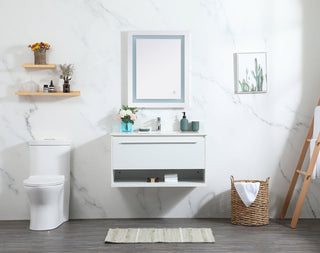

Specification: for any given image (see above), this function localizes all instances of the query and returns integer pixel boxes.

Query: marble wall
[1,0,320,220]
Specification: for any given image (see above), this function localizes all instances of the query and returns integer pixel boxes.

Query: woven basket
[231,175,270,226]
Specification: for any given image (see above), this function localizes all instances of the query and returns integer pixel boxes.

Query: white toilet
[23,139,71,231]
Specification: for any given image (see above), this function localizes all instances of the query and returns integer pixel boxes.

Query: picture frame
[235,52,267,94]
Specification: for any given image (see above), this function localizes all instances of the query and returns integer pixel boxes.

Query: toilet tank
[29,140,71,177]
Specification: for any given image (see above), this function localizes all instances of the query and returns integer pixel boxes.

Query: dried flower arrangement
[28,42,50,52]
[59,64,74,83]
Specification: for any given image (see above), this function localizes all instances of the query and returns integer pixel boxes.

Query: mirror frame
[127,31,189,108]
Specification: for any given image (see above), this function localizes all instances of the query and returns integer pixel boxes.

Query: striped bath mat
[105,228,215,243]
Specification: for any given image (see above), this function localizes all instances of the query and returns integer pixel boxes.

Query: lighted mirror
[127,31,189,108]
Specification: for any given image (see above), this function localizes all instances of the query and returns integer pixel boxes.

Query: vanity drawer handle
[119,141,197,145]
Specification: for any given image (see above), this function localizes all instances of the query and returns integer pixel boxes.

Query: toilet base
[30,218,68,231]
[29,202,68,230]
[25,184,67,231]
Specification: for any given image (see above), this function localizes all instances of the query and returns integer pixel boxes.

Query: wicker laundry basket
[230,175,270,226]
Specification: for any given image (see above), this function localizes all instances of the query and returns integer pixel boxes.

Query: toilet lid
[23,175,64,187]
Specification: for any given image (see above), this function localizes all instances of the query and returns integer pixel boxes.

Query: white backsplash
[1,0,320,219]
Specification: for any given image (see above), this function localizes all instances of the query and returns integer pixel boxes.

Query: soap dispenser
[180,112,189,131]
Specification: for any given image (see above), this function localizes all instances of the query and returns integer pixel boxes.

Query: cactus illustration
[238,68,250,92]
[251,58,264,91]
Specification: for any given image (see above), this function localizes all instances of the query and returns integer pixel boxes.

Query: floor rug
[105,228,215,243]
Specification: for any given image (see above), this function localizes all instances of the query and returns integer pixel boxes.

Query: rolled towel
[309,139,320,179]
[234,182,260,207]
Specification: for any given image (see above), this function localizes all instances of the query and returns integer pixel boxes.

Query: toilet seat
[24,175,64,187]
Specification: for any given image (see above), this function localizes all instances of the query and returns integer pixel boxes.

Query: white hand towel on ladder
[313,106,320,139]
[234,182,260,207]
[309,139,320,179]
[310,106,320,179]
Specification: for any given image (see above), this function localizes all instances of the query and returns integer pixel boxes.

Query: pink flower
[130,114,136,120]
[117,114,121,120]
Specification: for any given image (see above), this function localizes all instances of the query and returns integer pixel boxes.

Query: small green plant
[238,69,250,92]
[251,58,264,91]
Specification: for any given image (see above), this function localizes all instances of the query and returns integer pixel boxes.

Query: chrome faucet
[156,117,161,131]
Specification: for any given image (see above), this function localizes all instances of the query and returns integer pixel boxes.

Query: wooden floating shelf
[15,91,80,96]
[22,64,56,69]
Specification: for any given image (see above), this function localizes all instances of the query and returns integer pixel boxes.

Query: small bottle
[49,80,55,93]
[180,112,189,131]
[43,84,49,93]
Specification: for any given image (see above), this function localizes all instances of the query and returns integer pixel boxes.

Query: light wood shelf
[15,91,80,96]
[22,64,56,69]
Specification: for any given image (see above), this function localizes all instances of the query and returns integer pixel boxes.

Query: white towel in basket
[234,182,260,207]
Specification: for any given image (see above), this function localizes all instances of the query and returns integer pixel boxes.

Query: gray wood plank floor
[1,218,320,252]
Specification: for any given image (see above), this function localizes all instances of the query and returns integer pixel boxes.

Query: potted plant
[59,64,74,93]
[117,105,138,132]
[28,42,50,65]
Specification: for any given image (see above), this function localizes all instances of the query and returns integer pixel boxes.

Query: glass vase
[121,122,132,132]
[63,81,70,93]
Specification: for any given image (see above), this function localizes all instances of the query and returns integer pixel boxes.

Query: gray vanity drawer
[112,136,205,170]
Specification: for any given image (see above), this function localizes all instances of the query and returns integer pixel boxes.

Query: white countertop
[110,131,206,137]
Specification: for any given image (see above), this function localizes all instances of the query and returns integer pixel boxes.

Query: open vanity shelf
[15,91,80,96]
[22,64,56,69]
[110,132,206,187]
[112,182,206,188]
[19,64,80,96]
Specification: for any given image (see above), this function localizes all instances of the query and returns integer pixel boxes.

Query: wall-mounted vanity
[110,132,206,187]
[127,31,189,108]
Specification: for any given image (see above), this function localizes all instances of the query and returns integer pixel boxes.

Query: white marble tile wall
[1,0,320,219]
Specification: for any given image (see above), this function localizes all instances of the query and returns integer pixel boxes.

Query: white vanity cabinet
[110,132,206,187]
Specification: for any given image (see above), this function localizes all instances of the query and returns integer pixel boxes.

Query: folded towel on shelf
[309,139,320,179]
[234,182,260,207]
[164,174,178,183]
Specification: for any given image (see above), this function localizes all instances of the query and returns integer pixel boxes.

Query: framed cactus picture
[235,52,267,94]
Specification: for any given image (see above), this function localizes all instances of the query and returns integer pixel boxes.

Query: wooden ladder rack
[280,98,320,228]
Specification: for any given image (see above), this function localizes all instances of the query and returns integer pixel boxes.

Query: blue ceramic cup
[192,121,199,132]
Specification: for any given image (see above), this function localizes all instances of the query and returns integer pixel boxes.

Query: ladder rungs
[296,170,311,178]
[306,138,320,145]
[281,97,320,228]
